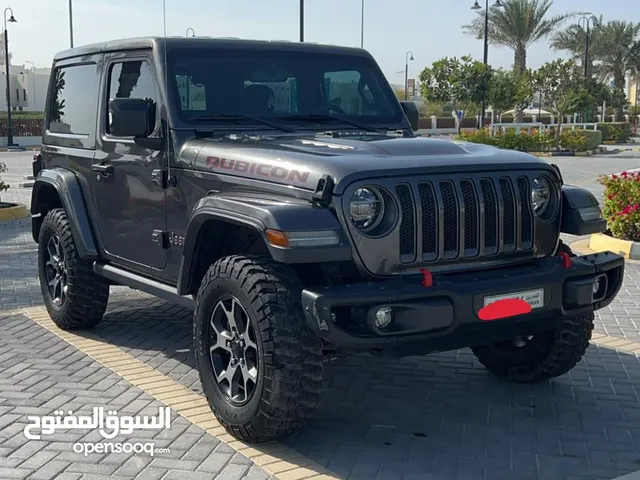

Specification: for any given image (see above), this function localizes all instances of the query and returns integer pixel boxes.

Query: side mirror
[108,98,155,138]
[400,101,419,131]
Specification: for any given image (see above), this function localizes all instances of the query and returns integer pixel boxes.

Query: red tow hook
[557,252,573,269]
[419,268,433,287]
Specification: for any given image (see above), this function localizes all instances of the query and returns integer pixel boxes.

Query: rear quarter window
[46,62,99,149]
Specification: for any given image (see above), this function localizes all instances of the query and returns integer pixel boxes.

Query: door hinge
[151,169,177,189]
[152,230,170,249]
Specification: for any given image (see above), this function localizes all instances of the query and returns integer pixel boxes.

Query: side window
[48,63,99,137]
[107,60,157,134]
[175,75,207,111]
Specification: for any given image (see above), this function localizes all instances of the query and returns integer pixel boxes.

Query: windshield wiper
[188,114,294,133]
[280,113,378,132]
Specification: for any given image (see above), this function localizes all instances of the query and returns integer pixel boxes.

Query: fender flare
[176,195,352,295]
[560,184,607,236]
[31,168,99,259]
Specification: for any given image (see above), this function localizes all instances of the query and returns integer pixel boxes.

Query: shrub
[598,122,633,143]
[559,131,589,152]
[573,129,603,150]
[457,128,555,152]
[0,162,8,204]
[598,171,640,242]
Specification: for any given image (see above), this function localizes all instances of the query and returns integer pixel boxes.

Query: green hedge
[597,122,633,143]
[574,129,603,150]
[457,128,591,153]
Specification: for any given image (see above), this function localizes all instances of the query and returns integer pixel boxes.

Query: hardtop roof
[53,36,371,62]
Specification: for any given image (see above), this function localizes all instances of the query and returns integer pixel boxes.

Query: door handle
[92,163,114,176]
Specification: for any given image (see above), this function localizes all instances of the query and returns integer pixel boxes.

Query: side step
[93,263,194,310]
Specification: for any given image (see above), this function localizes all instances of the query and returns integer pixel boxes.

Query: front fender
[176,194,353,295]
[560,185,607,236]
[31,168,98,259]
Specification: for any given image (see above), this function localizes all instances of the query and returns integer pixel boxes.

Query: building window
[23,89,26,102]
[16,88,19,102]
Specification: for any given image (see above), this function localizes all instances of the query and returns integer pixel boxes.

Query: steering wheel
[311,104,346,115]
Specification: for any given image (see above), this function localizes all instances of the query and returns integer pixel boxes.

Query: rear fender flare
[31,168,98,259]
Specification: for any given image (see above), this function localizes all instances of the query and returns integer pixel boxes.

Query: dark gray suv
[31,36,624,443]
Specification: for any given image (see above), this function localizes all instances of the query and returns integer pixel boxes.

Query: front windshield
[165,45,405,129]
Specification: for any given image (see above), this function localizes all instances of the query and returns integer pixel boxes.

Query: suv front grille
[395,175,534,264]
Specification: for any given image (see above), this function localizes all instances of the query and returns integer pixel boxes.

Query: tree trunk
[513,45,527,123]
[554,121,562,151]
[613,70,626,116]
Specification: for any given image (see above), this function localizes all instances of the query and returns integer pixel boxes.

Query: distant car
[31,36,624,443]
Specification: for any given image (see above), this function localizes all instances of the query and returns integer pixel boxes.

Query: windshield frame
[160,42,410,133]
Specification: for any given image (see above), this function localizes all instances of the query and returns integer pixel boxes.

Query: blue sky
[9,0,640,86]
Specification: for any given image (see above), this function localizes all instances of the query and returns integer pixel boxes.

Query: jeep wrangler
[31,37,624,443]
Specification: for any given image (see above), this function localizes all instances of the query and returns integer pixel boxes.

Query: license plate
[483,288,544,309]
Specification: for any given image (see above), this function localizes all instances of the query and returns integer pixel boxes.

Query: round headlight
[350,187,383,230]
[531,177,551,214]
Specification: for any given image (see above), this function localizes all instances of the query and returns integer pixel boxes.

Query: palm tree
[550,15,605,79]
[597,21,640,114]
[463,0,571,74]
[462,0,571,121]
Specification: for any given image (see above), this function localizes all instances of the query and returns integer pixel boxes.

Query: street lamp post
[185,27,195,37]
[578,15,598,79]
[299,0,304,42]
[360,0,364,48]
[3,7,17,148]
[68,0,73,48]
[471,0,503,129]
[404,51,414,101]
[25,60,36,111]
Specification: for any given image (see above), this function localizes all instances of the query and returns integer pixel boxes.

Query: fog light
[592,274,608,302]
[375,307,394,329]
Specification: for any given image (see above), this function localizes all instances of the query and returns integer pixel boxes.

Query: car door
[89,51,167,272]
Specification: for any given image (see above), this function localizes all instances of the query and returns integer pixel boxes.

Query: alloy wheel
[44,234,67,307]
[208,296,259,406]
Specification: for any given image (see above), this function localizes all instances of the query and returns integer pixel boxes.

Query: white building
[0,37,50,112]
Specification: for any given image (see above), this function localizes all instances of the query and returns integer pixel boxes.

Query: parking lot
[2,150,640,480]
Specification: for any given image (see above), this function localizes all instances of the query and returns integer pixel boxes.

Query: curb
[588,233,640,260]
[0,202,29,221]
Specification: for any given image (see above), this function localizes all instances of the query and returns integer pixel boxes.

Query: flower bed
[598,122,633,144]
[456,128,591,153]
[598,171,640,242]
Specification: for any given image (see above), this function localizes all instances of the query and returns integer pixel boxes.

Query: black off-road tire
[37,208,110,329]
[471,313,594,383]
[193,255,324,443]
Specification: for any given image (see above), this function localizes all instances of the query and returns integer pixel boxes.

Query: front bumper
[301,251,624,355]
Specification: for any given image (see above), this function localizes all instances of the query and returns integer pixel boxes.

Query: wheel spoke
[243,333,257,351]
[209,330,233,353]
[47,240,58,263]
[217,362,238,386]
[241,362,258,383]
[223,299,239,332]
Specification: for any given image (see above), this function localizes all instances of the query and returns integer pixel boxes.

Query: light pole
[578,15,598,79]
[25,60,36,111]
[68,0,73,47]
[186,27,195,37]
[471,0,503,128]
[360,0,364,48]
[299,0,304,42]
[3,7,17,147]
[404,51,414,101]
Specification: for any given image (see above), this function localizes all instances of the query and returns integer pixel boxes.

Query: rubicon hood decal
[205,155,312,187]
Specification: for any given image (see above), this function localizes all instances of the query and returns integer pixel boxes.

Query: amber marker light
[265,229,290,248]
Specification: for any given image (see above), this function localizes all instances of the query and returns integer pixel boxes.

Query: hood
[184,133,554,195]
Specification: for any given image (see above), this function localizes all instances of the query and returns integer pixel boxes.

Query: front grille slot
[396,184,416,262]
[418,183,437,261]
[395,174,535,265]
[499,178,516,253]
[440,181,459,260]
